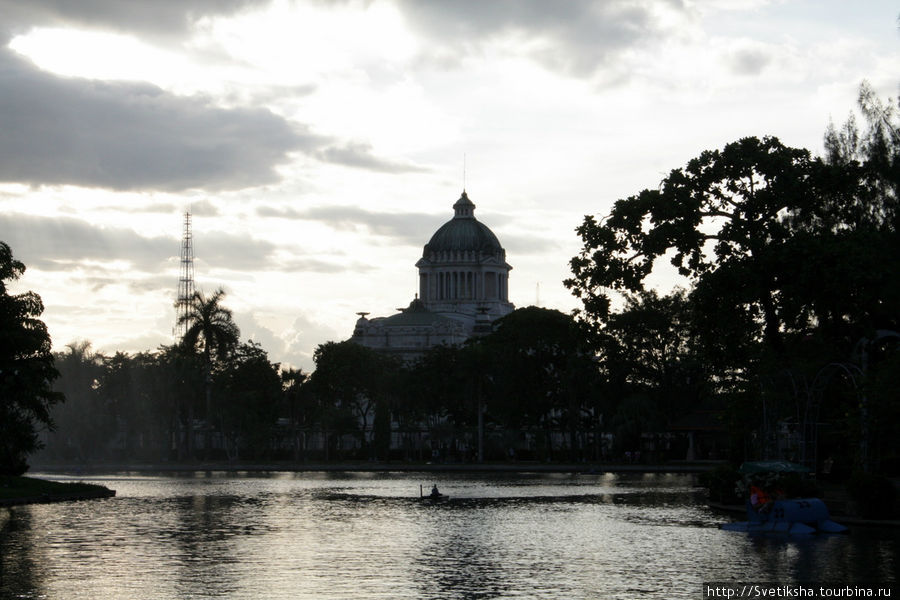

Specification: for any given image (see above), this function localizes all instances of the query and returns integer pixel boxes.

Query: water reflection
[0,472,896,599]
[745,532,898,583]
[1,508,45,599]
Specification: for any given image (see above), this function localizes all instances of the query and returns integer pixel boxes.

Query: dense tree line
[34,306,609,465]
[29,299,709,466]
[41,317,290,464]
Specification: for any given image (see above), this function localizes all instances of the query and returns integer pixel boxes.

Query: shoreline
[30,460,724,475]
[0,476,116,508]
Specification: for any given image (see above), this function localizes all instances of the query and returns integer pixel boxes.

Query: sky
[2,0,897,372]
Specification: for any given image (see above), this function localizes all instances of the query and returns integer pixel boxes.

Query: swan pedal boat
[720,461,847,535]
[721,497,847,534]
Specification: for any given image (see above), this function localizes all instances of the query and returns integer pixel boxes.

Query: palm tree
[177,288,240,457]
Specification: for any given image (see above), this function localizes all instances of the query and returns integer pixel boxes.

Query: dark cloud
[0,1,430,190]
[0,49,316,191]
[96,199,217,216]
[257,204,445,246]
[0,213,367,276]
[725,46,772,76]
[255,203,543,255]
[97,202,179,214]
[0,49,418,191]
[397,0,685,78]
[126,275,181,294]
[0,213,267,272]
[279,257,372,274]
[191,200,222,216]
[0,0,271,40]
[316,142,429,174]
[1,213,173,272]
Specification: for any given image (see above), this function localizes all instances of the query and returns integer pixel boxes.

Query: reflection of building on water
[351,190,514,362]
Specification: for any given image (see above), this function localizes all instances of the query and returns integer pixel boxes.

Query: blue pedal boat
[720,461,847,534]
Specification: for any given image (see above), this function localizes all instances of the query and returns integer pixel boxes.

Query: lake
[1,471,897,599]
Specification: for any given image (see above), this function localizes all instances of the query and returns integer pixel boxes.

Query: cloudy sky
[2,0,897,371]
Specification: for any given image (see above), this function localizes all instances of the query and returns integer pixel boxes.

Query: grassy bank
[0,476,115,506]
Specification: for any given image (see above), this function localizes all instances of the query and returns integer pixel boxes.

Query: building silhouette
[351,190,514,359]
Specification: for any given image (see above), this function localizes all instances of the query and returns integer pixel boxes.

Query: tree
[825,80,899,220]
[411,345,469,423]
[0,242,63,475]
[177,288,240,456]
[307,341,401,459]
[600,290,713,459]
[816,82,900,341]
[156,342,205,460]
[568,127,899,467]
[216,342,281,460]
[280,367,309,460]
[97,350,174,461]
[604,290,707,419]
[475,307,601,461]
[47,341,106,460]
[178,288,240,368]
[566,136,828,359]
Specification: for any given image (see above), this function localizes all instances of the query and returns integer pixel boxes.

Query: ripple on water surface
[1,472,896,599]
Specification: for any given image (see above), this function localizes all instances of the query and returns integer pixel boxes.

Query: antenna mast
[176,211,195,341]
[463,153,467,190]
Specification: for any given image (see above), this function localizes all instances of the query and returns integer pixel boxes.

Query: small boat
[420,485,450,502]
[720,461,847,535]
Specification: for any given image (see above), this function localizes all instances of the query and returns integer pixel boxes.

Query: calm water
[1,471,897,599]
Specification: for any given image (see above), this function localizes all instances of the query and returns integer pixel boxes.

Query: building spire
[453,189,475,219]
[463,152,466,192]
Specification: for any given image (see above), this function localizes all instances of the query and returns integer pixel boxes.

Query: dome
[423,191,503,254]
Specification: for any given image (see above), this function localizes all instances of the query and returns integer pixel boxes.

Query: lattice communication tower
[176,211,195,341]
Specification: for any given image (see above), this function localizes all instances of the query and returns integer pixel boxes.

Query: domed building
[351,190,514,360]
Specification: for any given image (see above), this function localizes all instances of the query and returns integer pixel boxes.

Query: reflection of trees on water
[163,493,274,597]
[416,509,512,600]
[748,532,900,584]
[3,475,899,598]
[0,508,46,599]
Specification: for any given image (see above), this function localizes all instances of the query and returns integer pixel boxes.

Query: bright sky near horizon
[1,0,897,372]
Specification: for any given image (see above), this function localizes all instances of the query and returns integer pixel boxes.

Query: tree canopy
[0,242,63,475]
[178,288,240,365]
[568,136,839,353]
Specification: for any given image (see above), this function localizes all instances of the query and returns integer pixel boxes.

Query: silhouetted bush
[700,464,742,504]
[847,471,898,519]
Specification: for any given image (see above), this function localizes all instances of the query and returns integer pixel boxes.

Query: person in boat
[430,484,441,498]
[750,484,773,513]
